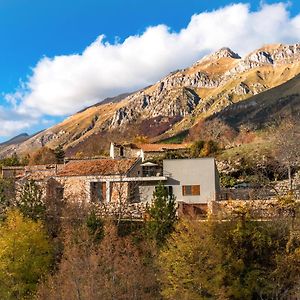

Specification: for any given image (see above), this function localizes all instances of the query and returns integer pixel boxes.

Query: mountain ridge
[1,43,300,157]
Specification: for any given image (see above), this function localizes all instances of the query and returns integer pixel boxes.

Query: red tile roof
[56,158,137,177]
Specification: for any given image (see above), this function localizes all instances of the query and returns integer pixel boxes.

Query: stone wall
[274,171,300,199]
[208,198,298,219]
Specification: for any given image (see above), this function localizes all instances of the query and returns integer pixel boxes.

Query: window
[119,146,125,157]
[90,182,106,202]
[182,185,200,196]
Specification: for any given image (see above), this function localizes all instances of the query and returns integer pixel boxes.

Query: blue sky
[0,0,300,141]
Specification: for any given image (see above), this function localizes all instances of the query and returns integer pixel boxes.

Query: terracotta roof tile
[56,158,137,177]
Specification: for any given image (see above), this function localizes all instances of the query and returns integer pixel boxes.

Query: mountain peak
[0,133,30,147]
[202,47,241,62]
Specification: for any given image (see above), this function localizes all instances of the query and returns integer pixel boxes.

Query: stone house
[1,157,220,209]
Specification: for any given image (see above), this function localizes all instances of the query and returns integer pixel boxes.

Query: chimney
[110,142,115,159]
[139,149,145,162]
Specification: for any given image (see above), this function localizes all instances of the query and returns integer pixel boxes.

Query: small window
[119,146,125,157]
[182,185,200,196]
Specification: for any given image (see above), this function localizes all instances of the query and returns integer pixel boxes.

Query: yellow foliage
[0,210,52,299]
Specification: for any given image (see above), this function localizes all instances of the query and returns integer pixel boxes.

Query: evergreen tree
[145,182,177,246]
[54,144,65,164]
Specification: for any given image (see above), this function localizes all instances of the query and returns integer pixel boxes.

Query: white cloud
[2,2,300,137]
[0,107,37,137]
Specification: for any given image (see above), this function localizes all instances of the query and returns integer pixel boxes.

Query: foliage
[17,180,46,221]
[163,150,186,160]
[159,130,189,144]
[133,135,149,144]
[145,182,177,246]
[54,144,65,164]
[0,153,27,169]
[190,140,218,157]
[158,209,300,299]
[220,174,238,188]
[0,210,52,299]
[86,210,104,242]
[200,140,219,156]
[28,147,57,166]
[190,140,205,157]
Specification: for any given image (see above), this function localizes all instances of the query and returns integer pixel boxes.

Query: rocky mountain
[1,43,300,157]
[208,73,300,129]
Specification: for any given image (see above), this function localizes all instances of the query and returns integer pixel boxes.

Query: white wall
[163,158,219,203]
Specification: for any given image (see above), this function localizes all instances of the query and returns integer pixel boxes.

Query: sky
[0,0,300,141]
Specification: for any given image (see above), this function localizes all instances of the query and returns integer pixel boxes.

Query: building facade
[2,157,220,207]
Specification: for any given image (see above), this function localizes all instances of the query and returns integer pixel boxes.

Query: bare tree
[272,119,300,191]
[36,222,159,300]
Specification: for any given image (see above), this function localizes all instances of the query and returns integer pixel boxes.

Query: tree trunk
[288,164,293,191]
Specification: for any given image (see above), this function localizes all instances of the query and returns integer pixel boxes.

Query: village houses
[1,143,220,215]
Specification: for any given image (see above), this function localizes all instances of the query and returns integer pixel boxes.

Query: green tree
[145,182,177,246]
[54,144,65,164]
[0,210,52,299]
[17,180,45,221]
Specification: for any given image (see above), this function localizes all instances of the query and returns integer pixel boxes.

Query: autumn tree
[28,147,57,166]
[0,210,52,299]
[159,205,300,299]
[189,140,218,157]
[37,223,159,300]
